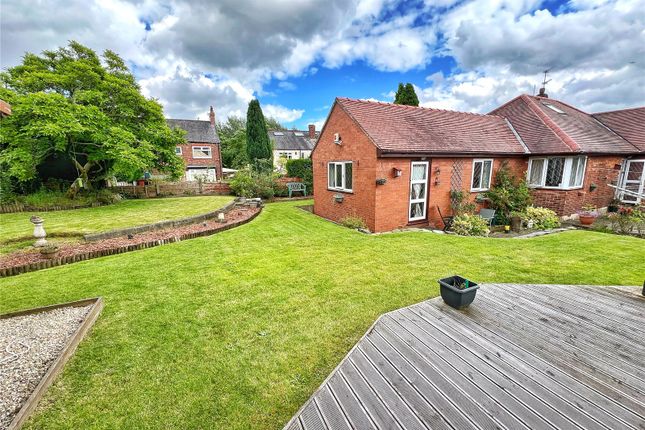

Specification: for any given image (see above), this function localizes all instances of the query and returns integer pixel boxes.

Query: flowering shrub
[608,205,645,236]
[451,214,490,236]
[522,206,561,230]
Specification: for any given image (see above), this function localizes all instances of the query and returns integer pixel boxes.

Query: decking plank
[479,286,645,387]
[315,386,352,430]
[411,303,639,430]
[339,359,403,429]
[283,284,645,430]
[326,372,377,430]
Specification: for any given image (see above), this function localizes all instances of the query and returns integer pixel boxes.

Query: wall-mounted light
[392,167,402,177]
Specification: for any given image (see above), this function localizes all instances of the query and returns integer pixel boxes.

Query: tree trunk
[69,158,94,196]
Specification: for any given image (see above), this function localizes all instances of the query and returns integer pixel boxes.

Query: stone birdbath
[30,215,48,247]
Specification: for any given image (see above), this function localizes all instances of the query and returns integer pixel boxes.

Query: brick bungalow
[312,95,644,232]
[166,106,223,182]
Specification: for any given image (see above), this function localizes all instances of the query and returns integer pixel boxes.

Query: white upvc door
[409,161,429,222]
[620,159,645,203]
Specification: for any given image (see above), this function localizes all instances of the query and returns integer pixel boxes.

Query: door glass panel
[411,183,425,200]
[410,202,425,219]
[411,163,427,181]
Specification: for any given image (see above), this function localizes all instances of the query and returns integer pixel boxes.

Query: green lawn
[0,196,232,254]
[1,200,643,429]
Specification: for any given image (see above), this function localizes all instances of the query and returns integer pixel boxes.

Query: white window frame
[470,159,494,192]
[192,146,212,159]
[175,146,182,155]
[328,161,353,192]
[409,161,429,222]
[527,156,587,190]
[619,159,645,204]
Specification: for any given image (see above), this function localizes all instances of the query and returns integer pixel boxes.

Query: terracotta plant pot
[579,215,596,226]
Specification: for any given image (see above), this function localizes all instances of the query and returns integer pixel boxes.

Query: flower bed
[0,207,260,277]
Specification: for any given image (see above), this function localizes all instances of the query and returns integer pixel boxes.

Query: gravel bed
[0,305,91,429]
[0,207,259,270]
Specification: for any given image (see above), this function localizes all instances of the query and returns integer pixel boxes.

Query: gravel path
[0,305,90,429]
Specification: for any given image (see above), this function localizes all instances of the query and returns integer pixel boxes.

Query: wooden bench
[287,182,307,198]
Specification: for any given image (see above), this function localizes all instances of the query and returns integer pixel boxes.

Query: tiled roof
[166,119,220,144]
[336,98,526,155]
[0,99,11,116]
[593,107,645,152]
[268,129,318,151]
[490,95,639,154]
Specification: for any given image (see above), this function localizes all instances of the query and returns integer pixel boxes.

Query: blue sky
[2,0,644,130]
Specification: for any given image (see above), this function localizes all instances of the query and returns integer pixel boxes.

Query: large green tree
[245,99,271,169]
[394,82,420,106]
[0,41,184,194]
[217,115,284,169]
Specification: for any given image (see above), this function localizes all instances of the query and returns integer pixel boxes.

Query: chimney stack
[538,87,548,98]
[308,124,316,138]
[209,106,216,126]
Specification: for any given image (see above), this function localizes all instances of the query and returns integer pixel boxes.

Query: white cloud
[263,104,305,123]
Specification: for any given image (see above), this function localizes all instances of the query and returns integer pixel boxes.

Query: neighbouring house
[166,106,223,182]
[268,124,319,171]
[312,94,644,232]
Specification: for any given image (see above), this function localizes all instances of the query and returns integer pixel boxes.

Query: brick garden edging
[0,208,261,278]
[83,200,237,241]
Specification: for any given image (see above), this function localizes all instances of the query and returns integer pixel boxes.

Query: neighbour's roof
[0,99,11,116]
[166,119,220,144]
[490,95,639,154]
[268,129,319,151]
[593,107,645,152]
[335,98,527,155]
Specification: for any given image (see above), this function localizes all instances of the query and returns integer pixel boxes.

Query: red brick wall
[312,105,378,230]
[178,142,223,178]
[531,156,623,216]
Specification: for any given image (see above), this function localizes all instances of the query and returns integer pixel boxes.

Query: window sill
[328,188,353,194]
[529,185,584,191]
[470,188,490,193]
[192,156,213,159]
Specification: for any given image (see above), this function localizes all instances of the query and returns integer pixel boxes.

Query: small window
[544,103,566,114]
[328,161,353,192]
[471,159,493,191]
[273,131,284,136]
[192,146,212,158]
[294,132,304,136]
[175,147,182,155]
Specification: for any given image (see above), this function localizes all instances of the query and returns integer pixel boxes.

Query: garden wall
[109,182,231,198]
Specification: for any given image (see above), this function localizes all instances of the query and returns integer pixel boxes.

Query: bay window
[471,159,493,191]
[528,156,586,189]
[328,161,353,192]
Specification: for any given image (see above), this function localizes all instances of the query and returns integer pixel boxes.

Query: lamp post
[30,216,47,247]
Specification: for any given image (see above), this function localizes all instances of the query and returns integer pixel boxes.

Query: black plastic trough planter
[438,275,479,309]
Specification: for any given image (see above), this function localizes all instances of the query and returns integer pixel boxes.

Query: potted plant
[40,244,60,259]
[438,275,480,309]
[578,204,598,226]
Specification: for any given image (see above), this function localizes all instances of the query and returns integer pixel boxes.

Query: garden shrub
[339,215,367,230]
[608,206,645,236]
[485,162,531,223]
[522,206,560,230]
[451,214,490,236]
[286,158,313,193]
[7,188,121,209]
[450,190,476,215]
[229,167,277,199]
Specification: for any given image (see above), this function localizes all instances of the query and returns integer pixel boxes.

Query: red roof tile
[336,98,526,155]
[490,95,639,154]
[593,107,645,152]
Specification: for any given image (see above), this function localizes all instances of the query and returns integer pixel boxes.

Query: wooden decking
[283,283,645,430]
